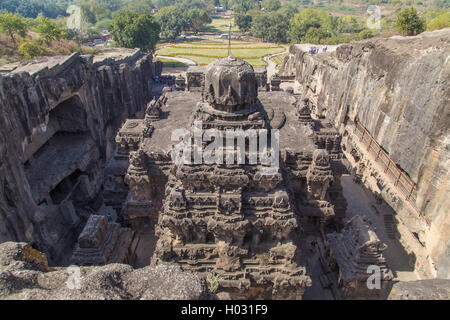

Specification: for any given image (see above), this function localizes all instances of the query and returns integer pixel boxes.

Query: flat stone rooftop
[141,90,318,155]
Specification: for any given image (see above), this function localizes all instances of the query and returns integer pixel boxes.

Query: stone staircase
[383,214,397,239]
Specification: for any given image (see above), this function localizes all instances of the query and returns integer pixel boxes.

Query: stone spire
[203,56,257,112]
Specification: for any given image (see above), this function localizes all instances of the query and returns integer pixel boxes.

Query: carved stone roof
[203,56,257,112]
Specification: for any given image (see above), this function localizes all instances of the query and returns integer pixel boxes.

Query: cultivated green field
[201,17,240,34]
[156,57,187,67]
[156,41,285,66]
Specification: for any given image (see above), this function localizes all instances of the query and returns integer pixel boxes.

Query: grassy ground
[200,17,240,34]
[156,57,187,67]
[156,40,285,66]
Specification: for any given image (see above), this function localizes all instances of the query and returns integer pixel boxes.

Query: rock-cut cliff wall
[0,50,162,264]
[280,29,449,278]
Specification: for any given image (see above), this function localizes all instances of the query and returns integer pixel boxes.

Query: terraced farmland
[156,41,285,66]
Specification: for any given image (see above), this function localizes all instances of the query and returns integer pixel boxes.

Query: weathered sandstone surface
[280,28,449,278]
[0,49,161,264]
[388,279,450,300]
[0,242,209,300]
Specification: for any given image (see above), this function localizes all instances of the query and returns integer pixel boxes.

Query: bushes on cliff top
[18,38,45,59]
[0,10,28,48]
[427,12,450,31]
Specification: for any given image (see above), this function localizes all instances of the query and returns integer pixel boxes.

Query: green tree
[247,8,262,19]
[79,0,97,24]
[251,12,289,43]
[188,9,211,33]
[277,3,298,20]
[235,14,252,31]
[126,0,154,14]
[289,9,334,43]
[303,26,330,43]
[155,6,190,40]
[336,16,360,33]
[95,18,113,31]
[36,17,65,44]
[359,29,374,40]
[233,0,255,14]
[110,10,160,52]
[261,0,281,11]
[105,0,123,12]
[0,10,28,47]
[78,0,112,25]
[18,38,44,59]
[427,12,450,31]
[393,8,425,36]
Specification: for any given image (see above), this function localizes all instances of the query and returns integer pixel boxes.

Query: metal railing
[353,119,421,216]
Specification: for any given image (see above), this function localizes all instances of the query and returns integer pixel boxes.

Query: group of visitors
[310,239,318,253]
[153,75,176,85]
[309,46,328,54]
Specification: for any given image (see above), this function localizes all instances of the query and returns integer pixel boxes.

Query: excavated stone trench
[0,49,162,266]
[0,29,449,300]
[279,28,449,281]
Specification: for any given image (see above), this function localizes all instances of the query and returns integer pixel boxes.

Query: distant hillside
[0,31,94,66]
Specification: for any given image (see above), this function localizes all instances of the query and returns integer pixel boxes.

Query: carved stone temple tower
[113,56,348,299]
[151,57,311,299]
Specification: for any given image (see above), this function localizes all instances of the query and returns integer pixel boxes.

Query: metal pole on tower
[228,23,232,56]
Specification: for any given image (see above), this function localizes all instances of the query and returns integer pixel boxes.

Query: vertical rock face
[0,50,161,264]
[280,29,449,278]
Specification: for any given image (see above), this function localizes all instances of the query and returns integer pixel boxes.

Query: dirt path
[264,46,289,79]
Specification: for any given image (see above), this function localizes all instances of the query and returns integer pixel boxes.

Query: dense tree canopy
[234,14,252,31]
[251,12,289,43]
[188,9,212,33]
[261,0,281,11]
[276,3,298,20]
[335,16,362,33]
[110,10,160,52]
[0,0,68,18]
[154,5,190,40]
[125,0,154,14]
[289,9,334,43]
[36,16,66,43]
[232,0,257,14]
